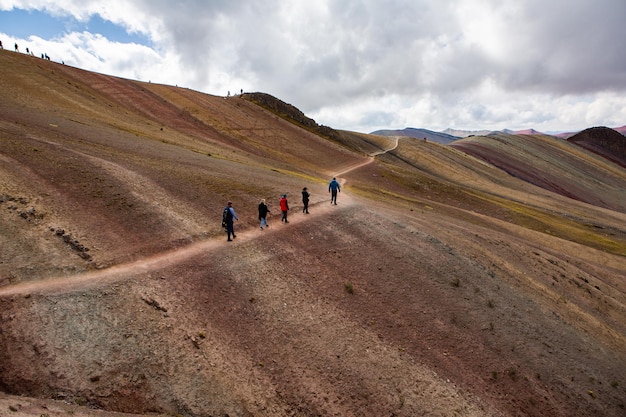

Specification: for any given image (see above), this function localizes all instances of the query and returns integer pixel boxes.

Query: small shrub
[506,367,518,381]
[74,397,88,406]
[451,277,460,287]
[345,283,354,294]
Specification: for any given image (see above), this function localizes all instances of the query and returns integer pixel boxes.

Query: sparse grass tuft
[345,283,354,294]
[505,367,518,381]
[451,277,460,287]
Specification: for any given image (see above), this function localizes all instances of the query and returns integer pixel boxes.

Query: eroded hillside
[1,49,625,417]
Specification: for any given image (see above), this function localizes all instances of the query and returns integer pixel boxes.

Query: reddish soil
[567,126,626,168]
[0,49,625,417]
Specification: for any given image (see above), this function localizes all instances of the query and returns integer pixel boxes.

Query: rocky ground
[0,49,625,417]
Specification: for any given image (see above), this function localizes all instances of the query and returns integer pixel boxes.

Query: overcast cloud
[1,0,625,133]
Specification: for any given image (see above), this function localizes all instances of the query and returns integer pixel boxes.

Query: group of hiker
[222,177,341,241]
[2,40,52,61]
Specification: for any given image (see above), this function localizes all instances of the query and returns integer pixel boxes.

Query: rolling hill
[450,131,626,212]
[567,126,626,168]
[370,127,460,144]
[1,49,625,417]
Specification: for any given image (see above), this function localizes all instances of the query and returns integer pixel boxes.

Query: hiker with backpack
[258,199,271,230]
[222,201,239,241]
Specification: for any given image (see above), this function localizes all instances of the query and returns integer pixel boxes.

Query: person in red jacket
[279,194,289,223]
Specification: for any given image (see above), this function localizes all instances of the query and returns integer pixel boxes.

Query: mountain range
[372,126,626,144]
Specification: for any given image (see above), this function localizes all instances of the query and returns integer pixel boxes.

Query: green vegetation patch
[478,194,626,256]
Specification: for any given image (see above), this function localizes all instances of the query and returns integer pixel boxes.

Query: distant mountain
[555,131,580,139]
[442,128,492,137]
[377,126,625,141]
[557,125,626,139]
[613,125,626,135]
[502,128,546,135]
[443,128,549,137]
[370,127,459,144]
[567,126,626,168]
[379,127,551,141]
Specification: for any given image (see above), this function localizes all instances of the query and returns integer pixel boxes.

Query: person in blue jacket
[328,177,340,205]
[222,201,239,241]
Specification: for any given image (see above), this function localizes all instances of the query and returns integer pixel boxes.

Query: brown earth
[450,131,626,213]
[567,126,626,169]
[0,49,625,417]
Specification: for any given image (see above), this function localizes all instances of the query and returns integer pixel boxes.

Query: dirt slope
[567,126,626,168]
[450,132,626,213]
[1,49,625,417]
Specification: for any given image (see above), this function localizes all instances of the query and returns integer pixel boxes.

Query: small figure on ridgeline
[280,194,289,223]
[328,177,340,205]
[0,40,3,49]
[302,187,310,214]
[222,201,239,241]
[14,43,18,52]
[258,199,271,230]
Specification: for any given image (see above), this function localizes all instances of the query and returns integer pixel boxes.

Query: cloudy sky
[1,0,625,134]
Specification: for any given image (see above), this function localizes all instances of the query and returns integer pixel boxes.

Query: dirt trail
[334,137,398,177]
[0,142,397,298]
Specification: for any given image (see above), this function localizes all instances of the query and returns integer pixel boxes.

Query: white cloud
[1,0,625,132]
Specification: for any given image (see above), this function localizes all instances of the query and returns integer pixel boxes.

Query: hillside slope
[0,50,625,417]
[567,126,626,168]
[450,132,626,213]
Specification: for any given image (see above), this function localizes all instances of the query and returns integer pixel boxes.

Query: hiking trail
[0,139,399,297]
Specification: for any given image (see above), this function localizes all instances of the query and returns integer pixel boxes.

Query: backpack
[222,206,232,228]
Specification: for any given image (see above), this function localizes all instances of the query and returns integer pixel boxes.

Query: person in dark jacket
[279,194,289,223]
[328,177,340,205]
[258,199,271,230]
[301,187,310,214]
[222,201,238,241]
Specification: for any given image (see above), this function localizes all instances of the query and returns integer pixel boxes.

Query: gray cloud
[3,0,625,131]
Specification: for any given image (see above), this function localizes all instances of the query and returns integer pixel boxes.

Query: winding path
[0,138,400,297]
